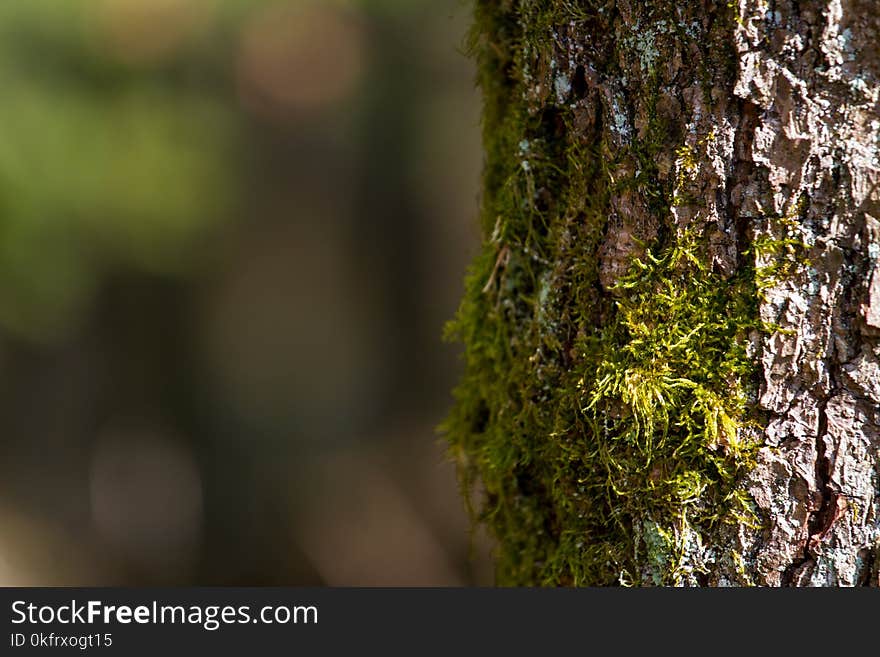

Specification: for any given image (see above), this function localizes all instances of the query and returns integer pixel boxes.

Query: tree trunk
[445,0,880,586]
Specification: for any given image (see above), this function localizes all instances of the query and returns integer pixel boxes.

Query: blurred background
[0,0,490,585]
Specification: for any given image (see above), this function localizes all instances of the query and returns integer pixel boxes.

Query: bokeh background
[0,0,491,585]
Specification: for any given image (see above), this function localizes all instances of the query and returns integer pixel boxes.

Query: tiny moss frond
[749,194,811,300]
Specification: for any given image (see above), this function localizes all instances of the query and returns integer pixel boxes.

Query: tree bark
[446,0,880,585]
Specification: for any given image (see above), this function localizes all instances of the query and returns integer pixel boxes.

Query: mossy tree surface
[445,0,880,586]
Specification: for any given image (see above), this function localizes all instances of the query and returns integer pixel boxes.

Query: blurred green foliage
[0,0,432,340]
[0,0,241,339]
[0,0,485,587]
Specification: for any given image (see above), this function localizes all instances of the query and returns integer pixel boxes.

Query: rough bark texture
[446,0,880,585]
[733,0,880,587]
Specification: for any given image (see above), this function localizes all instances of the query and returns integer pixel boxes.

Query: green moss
[751,194,811,298]
[444,0,761,585]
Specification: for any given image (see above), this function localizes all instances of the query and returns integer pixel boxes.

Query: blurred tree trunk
[446,0,880,585]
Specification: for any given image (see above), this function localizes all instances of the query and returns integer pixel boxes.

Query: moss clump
[444,0,760,585]
[752,195,811,298]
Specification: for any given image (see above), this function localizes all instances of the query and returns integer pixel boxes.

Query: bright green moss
[444,0,761,585]
[752,195,811,298]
